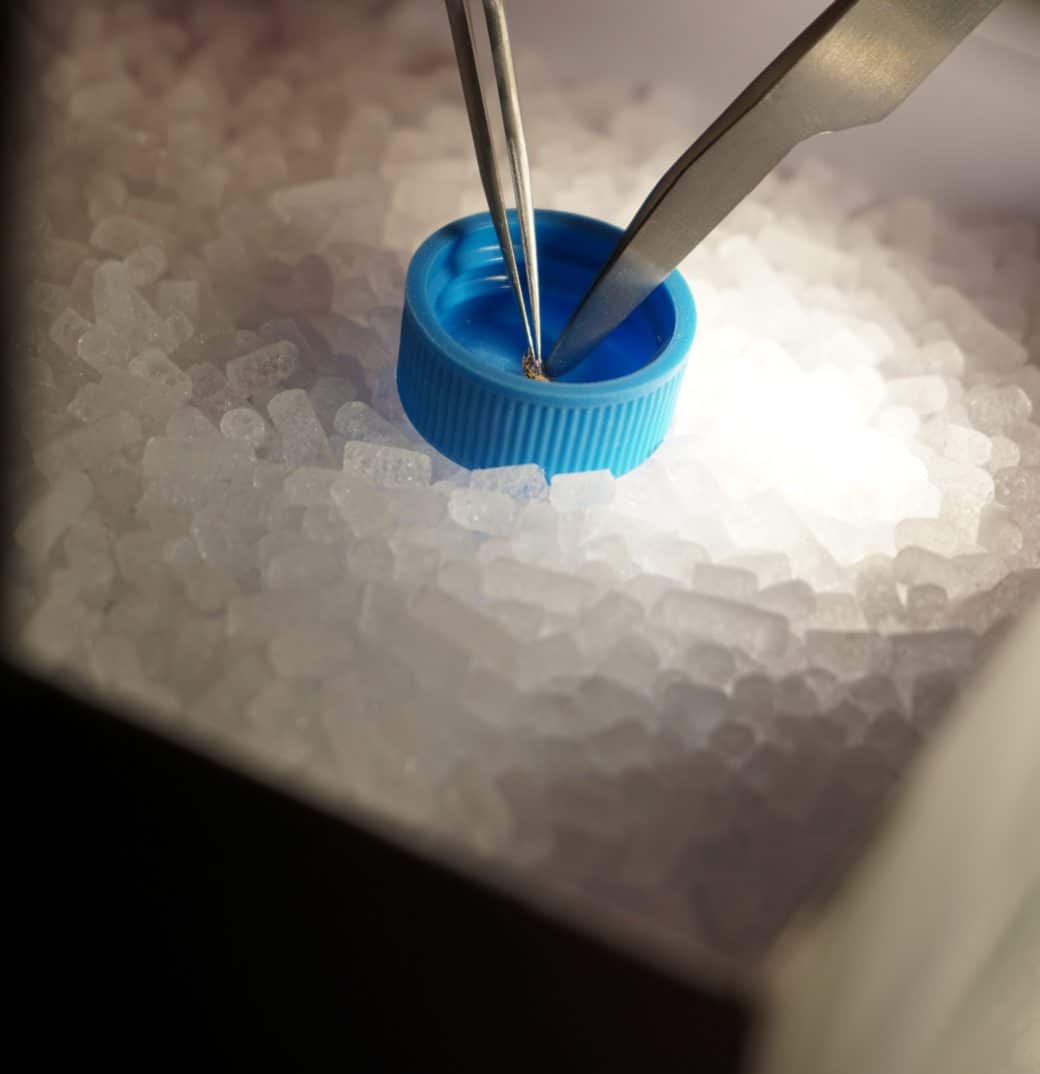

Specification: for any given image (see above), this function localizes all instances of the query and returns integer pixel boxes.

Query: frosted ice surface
[885,375,949,415]
[977,506,1023,557]
[157,280,200,322]
[225,342,298,396]
[14,0,1040,971]
[163,309,196,352]
[309,376,358,431]
[573,591,644,654]
[270,627,354,679]
[166,406,219,440]
[16,471,94,561]
[69,368,189,430]
[726,552,791,588]
[35,411,142,480]
[342,441,431,487]
[50,307,91,358]
[894,518,959,557]
[966,384,1032,434]
[77,321,133,373]
[1013,422,1040,466]
[128,348,192,398]
[332,400,413,449]
[994,466,1040,508]
[125,245,168,288]
[410,588,516,671]
[905,583,948,628]
[164,536,239,613]
[483,559,597,616]
[268,389,334,467]
[283,466,340,507]
[141,436,256,515]
[944,424,994,472]
[91,216,163,258]
[635,535,708,581]
[303,504,346,544]
[755,579,816,620]
[264,539,343,590]
[448,488,516,537]
[93,260,171,352]
[550,469,615,510]
[470,464,548,502]
[806,630,891,678]
[655,591,789,658]
[987,435,1020,472]
[691,563,758,602]
[220,407,267,448]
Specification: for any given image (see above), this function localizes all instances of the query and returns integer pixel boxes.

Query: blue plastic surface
[397,210,696,477]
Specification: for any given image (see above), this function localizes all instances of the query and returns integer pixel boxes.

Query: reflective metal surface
[545,0,1005,379]
[444,0,542,370]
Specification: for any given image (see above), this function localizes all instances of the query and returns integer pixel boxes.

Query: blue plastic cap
[396,209,696,478]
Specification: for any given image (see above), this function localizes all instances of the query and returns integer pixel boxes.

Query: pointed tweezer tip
[522,349,549,381]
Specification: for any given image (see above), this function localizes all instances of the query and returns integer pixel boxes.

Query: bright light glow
[669,293,940,565]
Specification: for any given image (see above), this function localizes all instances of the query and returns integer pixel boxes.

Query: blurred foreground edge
[9,656,753,1071]
[757,599,1040,1074]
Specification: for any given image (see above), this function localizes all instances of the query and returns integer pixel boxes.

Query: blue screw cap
[397,209,696,478]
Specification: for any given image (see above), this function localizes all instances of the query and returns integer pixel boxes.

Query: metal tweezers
[446,0,1003,382]
[444,0,544,379]
[544,0,1004,379]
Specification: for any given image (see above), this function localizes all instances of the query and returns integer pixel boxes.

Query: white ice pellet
[157,280,200,322]
[965,384,1033,434]
[283,466,340,507]
[755,579,816,620]
[894,517,959,557]
[994,467,1040,509]
[50,307,91,358]
[905,584,948,628]
[940,423,992,466]
[805,630,891,678]
[549,469,615,510]
[269,627,354,679]
[342,440,431,488]
[691,562,758,602]
[470,464,548,502]
[69,368,188,430]
[884,375,949,415]
[16,471,95,561]
[77,321,132,373]
[91,216,163,258]
[225,342,298,396]
[220,407,268,448]
[332,400,414,448]
[1013,422,1040,466]
[308,376,358,430]
[164,536,239,613]
[483,559,597,616]
[34,411,142,480]
[268,389,334,467]
[654,591,789,658]
[128,347,192,399]
[330,471,394,538]
[166,406,219,440]
[988,435,1020,472]
[125,244,168,288]
[448,488,517,537]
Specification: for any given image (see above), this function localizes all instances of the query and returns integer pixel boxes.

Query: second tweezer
[444,0,543,378]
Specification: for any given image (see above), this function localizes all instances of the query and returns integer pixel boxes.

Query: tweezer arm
[444,0,536,360]
[545,0,1005,379]
[484,0,542,364]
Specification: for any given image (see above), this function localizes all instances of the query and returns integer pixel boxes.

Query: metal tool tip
[522,349,549,381]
